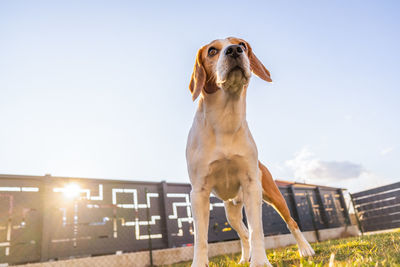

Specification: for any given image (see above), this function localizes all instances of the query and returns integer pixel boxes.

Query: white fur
[289,227,315,257]
[216,49,251,88]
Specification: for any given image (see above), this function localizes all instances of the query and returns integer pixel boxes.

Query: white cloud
[285,147,363,182]
[284,147,388,192]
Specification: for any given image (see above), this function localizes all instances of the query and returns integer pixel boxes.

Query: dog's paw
[191,255,209,267]
[238,258,249,264]
[298,241,315,257]
[238,249,250,264]
[249,255,272,267]
[292,229,315,257]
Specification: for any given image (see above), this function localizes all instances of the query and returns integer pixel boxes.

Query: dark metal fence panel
[291,187,315,231]
[44,179,166,259]
[162,183,193,247]
[261,187,292,236]
[0,175,349,265]
[208,194,238,242]
[352,182,400,199]
[351,181,400,232]
[0,177,43,265]
[308,188,326,230]
[318,189,345,228]
[261,203,290,236]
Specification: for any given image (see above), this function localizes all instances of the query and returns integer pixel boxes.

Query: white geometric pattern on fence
[52,185,162,244]
[166,193,225,237]
[112,188,161,240]
[167,193,193,236]
[0,186,39,256]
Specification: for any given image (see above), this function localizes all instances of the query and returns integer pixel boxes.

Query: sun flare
[62,183,81,199]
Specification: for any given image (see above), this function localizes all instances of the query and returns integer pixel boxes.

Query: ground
[165,230,400,267]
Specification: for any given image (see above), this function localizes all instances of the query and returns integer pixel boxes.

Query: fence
[351,181,400,233]
[0,174,350,266]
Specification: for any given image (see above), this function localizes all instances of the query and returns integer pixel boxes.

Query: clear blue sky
[0,1,399,192]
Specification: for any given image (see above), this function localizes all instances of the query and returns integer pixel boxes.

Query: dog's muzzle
[224,44,244,59]
[216,45,251,89]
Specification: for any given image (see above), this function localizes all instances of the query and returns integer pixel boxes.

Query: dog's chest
[207,154,249,200]
[201,128,258,200]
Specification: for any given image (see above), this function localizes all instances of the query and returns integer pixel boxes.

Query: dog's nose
[224,45,243,59]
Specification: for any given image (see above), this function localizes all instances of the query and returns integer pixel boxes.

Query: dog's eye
[239,42,247,50]
[208,47,218,57]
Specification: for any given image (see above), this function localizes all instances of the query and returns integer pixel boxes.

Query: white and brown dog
[186,37,315,267]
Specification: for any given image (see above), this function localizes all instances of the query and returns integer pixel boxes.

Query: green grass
[166,230,400,267]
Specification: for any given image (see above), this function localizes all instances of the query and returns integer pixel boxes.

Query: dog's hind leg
[224,197,250,264]
[259,161,315,257]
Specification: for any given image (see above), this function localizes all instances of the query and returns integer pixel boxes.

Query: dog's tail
[259,160,300,231]
[258,161,277,202]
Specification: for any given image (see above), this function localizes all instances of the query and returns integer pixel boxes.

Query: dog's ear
[189,47,206,101]
[244,41,272,82]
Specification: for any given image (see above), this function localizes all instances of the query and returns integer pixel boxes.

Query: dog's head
[189,37,272,101]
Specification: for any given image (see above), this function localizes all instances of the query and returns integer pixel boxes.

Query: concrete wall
[19,226,359,267]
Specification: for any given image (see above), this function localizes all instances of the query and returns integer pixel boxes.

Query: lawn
[166,230,400,267]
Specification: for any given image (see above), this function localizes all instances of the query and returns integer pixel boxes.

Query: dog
[186,37,315,267]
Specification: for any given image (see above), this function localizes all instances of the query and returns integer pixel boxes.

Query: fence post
[289,185,304,231]
[337,189,351,226]
[315,187,330,228]
[40,175,52,262]
[349,193,364,235]
[145,188,154,267]
[306,192,320,242]
[160,181,173,248]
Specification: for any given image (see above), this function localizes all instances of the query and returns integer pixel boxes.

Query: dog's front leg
[243,177,272,267]
[191,189,210,267]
